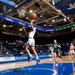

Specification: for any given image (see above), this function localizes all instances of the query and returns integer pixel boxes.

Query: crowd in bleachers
[0,40,75,57]
[0,40,24,56]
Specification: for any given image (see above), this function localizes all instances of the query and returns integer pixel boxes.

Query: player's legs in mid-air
[25,38,40,64]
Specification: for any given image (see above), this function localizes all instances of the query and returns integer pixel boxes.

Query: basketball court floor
[0,56,75,75]
[0,0,75,75]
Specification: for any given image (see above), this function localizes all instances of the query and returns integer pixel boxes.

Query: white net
[17,8,26,18]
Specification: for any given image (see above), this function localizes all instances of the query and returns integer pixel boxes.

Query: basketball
[21,6,26,8]
[31,13,37,19]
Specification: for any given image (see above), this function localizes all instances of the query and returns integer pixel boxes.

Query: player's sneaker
[62,57,64,60]
[55,62,58,67]
[59,56,64,60]
[36,58,40,65]
[28,55,33,62]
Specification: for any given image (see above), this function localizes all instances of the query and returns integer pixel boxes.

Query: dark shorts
[54,49,60,54]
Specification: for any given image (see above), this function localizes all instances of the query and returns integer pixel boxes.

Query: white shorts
[70,50,75,53]
[26,38,35,46]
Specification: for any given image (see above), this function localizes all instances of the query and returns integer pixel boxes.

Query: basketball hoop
[17,6,26,18]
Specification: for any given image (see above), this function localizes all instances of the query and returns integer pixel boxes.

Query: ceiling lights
[44,24,46,26]
[29,10,33,13]
[19,28,22,31]
[3,24,6,27]
[52,19,55,23]
[64,18,67,22]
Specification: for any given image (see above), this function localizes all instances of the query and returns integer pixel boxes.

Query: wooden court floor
[0,56,75,72]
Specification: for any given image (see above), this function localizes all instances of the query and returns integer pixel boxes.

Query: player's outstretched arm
[30,20,35,30]
[22,26,27,34]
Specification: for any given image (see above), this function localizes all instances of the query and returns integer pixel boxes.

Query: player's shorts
[69,50,75,53]
[26,38,35,46]
[54,49,60,54]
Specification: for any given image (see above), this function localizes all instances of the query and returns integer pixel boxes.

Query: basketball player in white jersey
[69,42,75,59]
[22,20,40,64]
